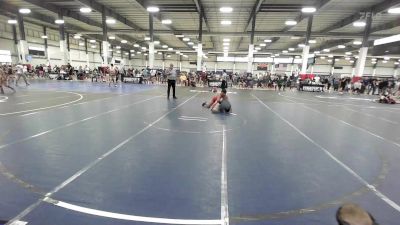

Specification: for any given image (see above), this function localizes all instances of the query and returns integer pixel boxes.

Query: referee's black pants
[167,79,176,98]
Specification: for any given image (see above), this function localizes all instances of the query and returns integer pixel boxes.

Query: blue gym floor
[1,80,400,225]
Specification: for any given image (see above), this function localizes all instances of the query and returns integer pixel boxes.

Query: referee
[166,64,177,99]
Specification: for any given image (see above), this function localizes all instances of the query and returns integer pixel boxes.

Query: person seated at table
[210,89,232,114]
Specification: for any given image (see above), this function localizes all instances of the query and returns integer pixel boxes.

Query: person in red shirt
[202,87,219,108]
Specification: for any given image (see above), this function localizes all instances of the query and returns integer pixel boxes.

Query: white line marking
[6,94,199,225]
[9,221,28,225]
[16,101,36,105]
[178,118,207,122]
[0,96,8,102]
[0,92,83,116]
[253,94,400,212]
[19,112,40,117]
[0,96,162,151]
[42,198,221,225]
[180,116,209,120]
[282,97,400,149]
[341,107,398,125]
[221,126,229,225]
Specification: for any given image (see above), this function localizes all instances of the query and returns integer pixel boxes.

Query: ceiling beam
[236,0,264,51]
[75,0,143,31]
[320,0,400,33]
[370,19,400,33]
[23,0,101,27]
[193,0,215,49]
[267,0,333,49]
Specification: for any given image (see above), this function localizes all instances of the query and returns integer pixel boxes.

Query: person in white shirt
[16,64,29,86]
[108,64,118,87]
[166,64,177,99]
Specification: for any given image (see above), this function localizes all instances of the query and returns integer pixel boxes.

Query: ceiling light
[79,42,85,46]
[188,42,194,45]
[141,46,147,50]
[131,54,135,56]
[223,43,230,46]
[335,58,340,61]
[291,36,301,40]
[350,60,355,63]
[167,55,171,58]
[158,52,162,55]
[260,43,266,47]
[384,56,390,60]
[193,46,198,49]
[223,47,229,50]
[328,54,334,58]
[109,36,116,40]
[125,52,129,55]
[55,19,65,24]
[154,41,160,45]
[345,57,351,60]
[117,50,121,53]
[355,56,359,59]
[183,55,188,58]
[106,18,116,24]
[41,35,48,39]
[80,7,92,13]
[175,34,184,38]
[264,39,272,43]
[285,20,297,26]
[345,52,352,55]
[328,59,332,63]
[314,51,320,54]
[353,41,362,45]
[223,38,231,42]
[144,37,151,41]
[353,21,366,27]
[121,40,127,44]
[144,53,148,56]
[8,19,17,24]
[253,50,258,53]
[137,51,141,54]
[183,37,190,41]
[89,39,96,43]
[19,8,31,14]
[130,49,135,52]
[147,6,159,13]
[371,58,377,61]
[382,60,388,63]
[168,48,173,51]
[282,50,288,53]
[298,44,305,48]
[221,20,232,25]
[388,7,400,14]
[288,48,295,51]
[91,45,96,48]
[180,53,184,55]
[162,45,168,48]
[116,46,121,49]
[320,56,326,59]
[338,45,346,49]
[220,7,233,13]
[162,19,172,24]
[302,7,316,13]
[371,61,377,64]
[395,62,399,65]
[323,49,330,52]
[134,44,140,47]
[295,56,301,59]
[309,40,317,44]
[176,51,181,54]
[255,47,261,50]
[275,54,280,57]
[73,35,81,39]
